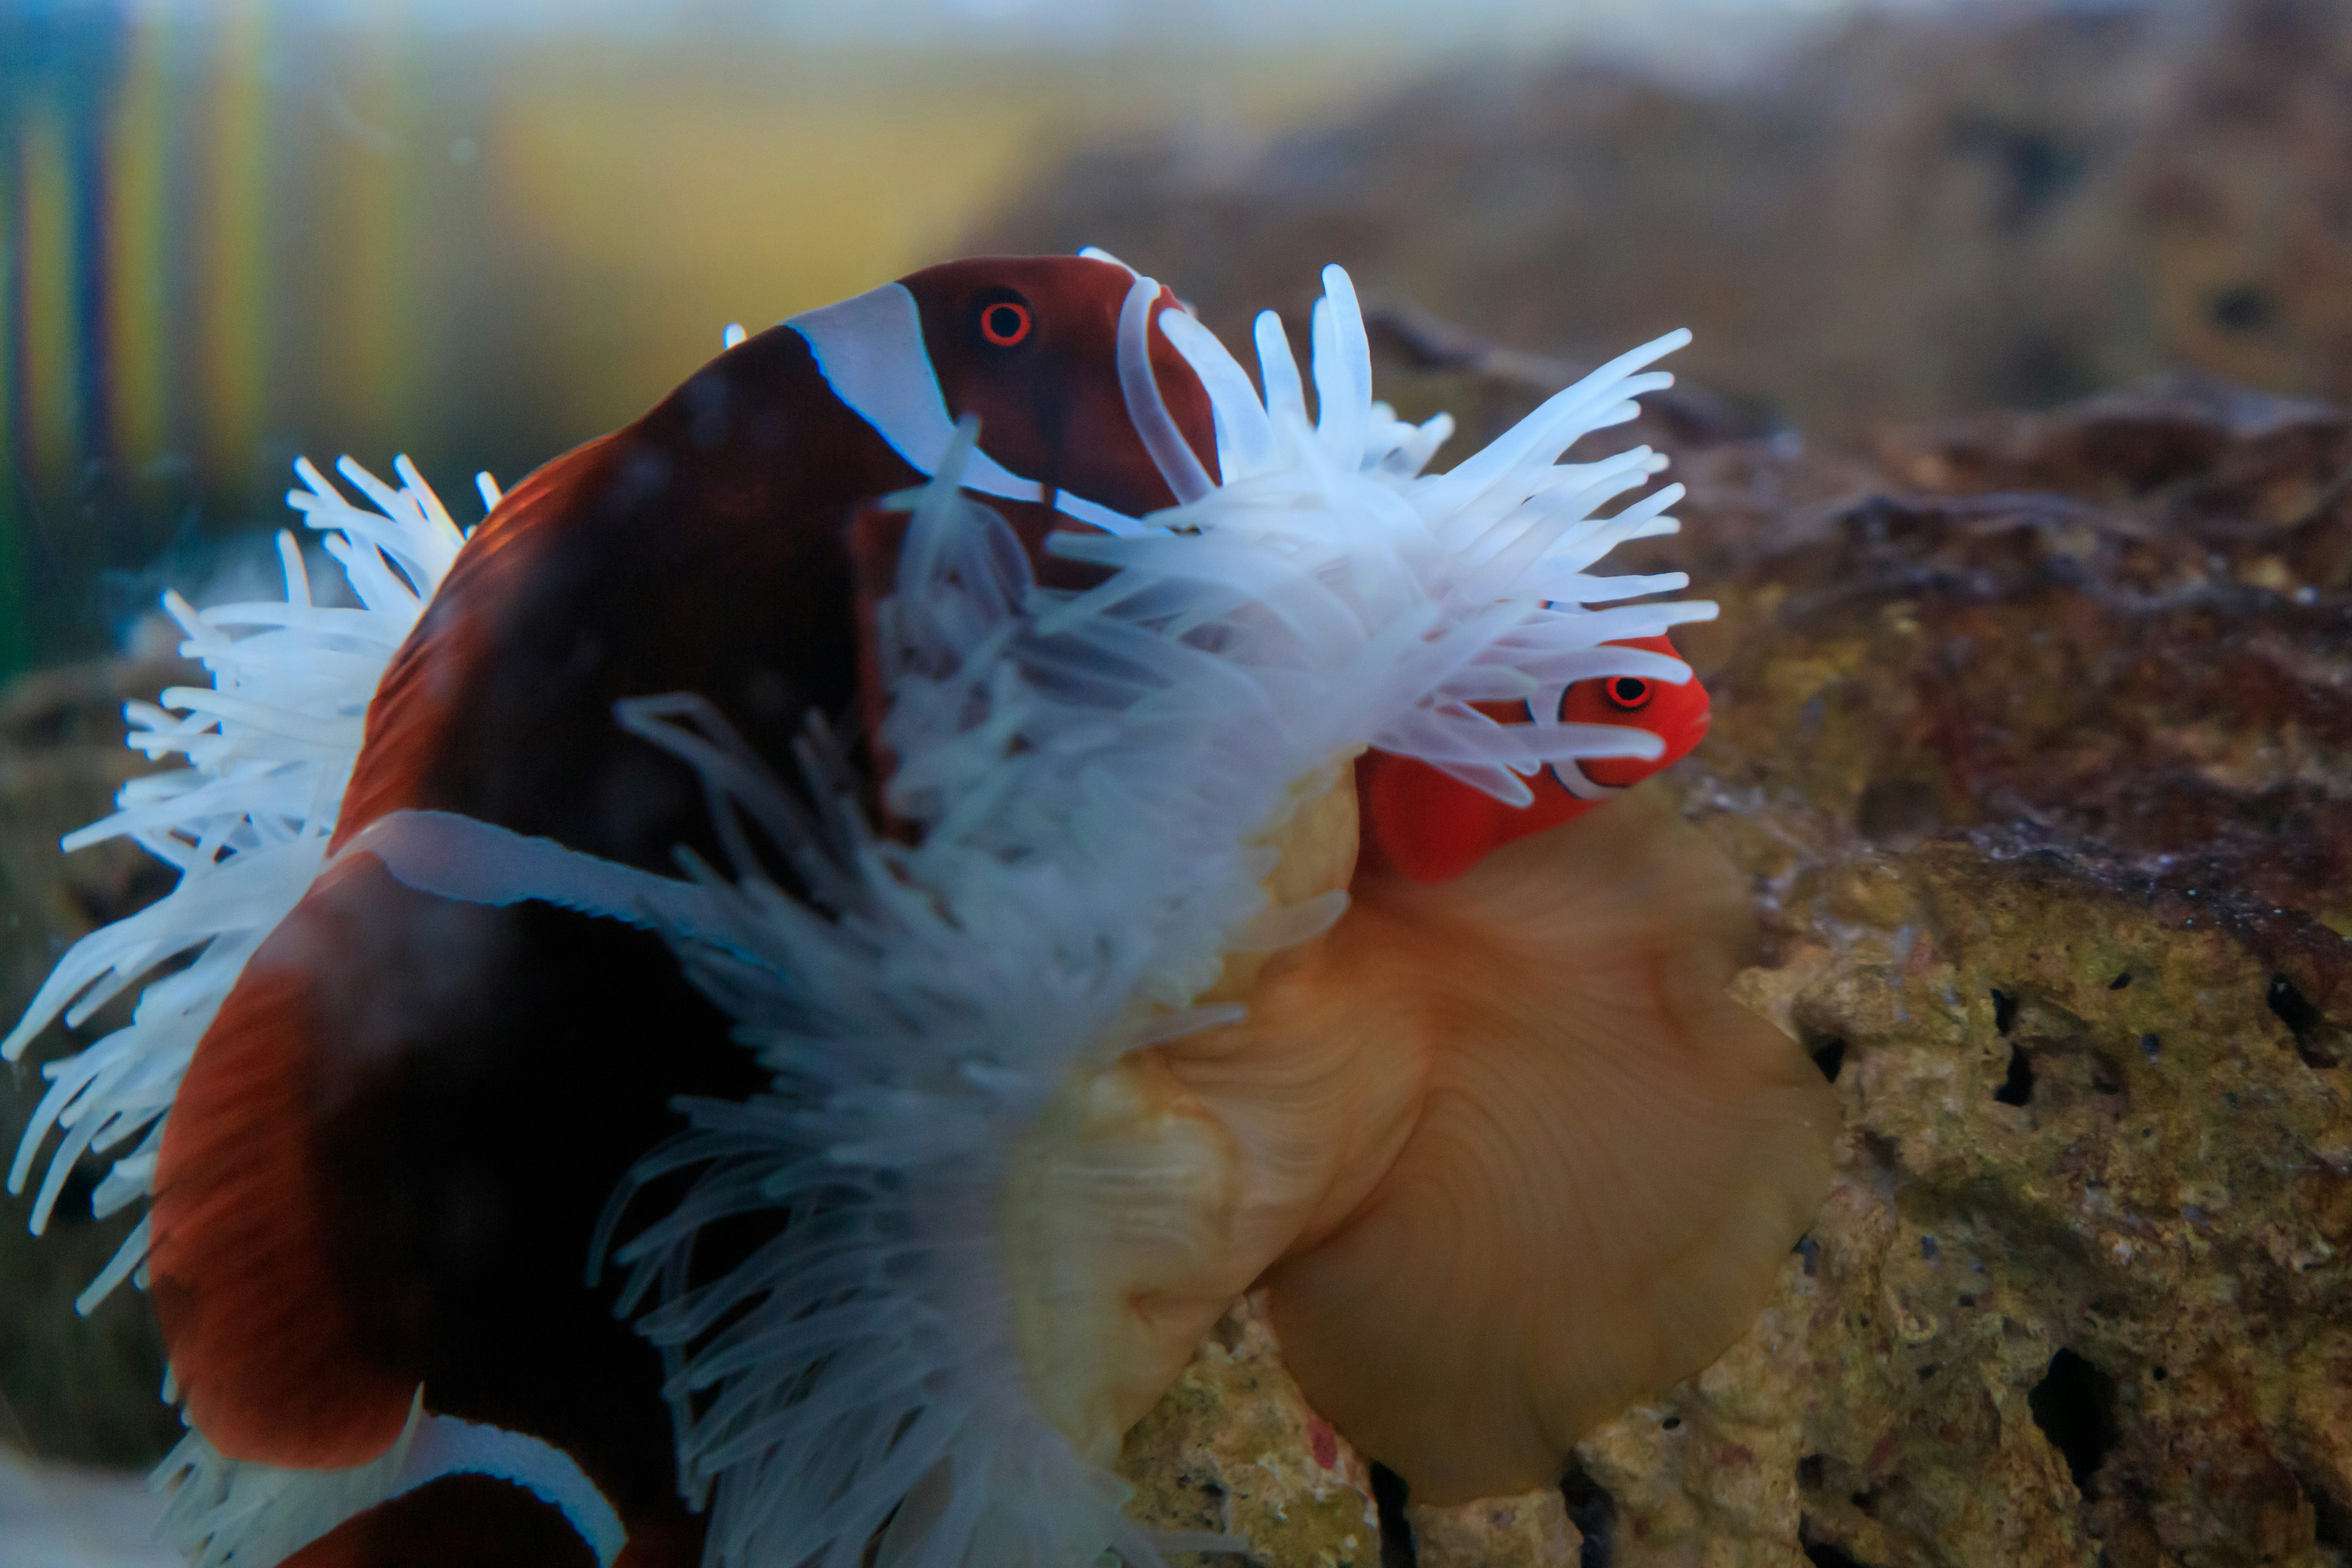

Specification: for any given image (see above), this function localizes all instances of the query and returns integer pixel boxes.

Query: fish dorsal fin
[1257,789,1837,1502]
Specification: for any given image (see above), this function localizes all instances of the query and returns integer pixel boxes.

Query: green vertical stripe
[0,489,24,684]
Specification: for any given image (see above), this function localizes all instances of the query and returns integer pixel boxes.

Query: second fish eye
[1604,676,1652,709]
[979,298,1033,347]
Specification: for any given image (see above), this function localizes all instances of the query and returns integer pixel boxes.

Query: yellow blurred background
[0,4,1405,669]
[0,0,1866,673]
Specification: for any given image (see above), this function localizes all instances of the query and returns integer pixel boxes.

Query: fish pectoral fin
[151,867,421,1470]
[1262,790,1838,1504]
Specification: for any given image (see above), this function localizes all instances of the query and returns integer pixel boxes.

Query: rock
[1118,1292,1382,1567]
[1406,1487,1581,1567]
[1629,843,2346,1567]
[1565,371,2351,1566]
[979,0,2352,443]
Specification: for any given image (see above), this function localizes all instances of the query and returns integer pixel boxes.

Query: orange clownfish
[1357,631,1712,884]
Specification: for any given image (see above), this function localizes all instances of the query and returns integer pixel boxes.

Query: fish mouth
[1580,708,1711,790]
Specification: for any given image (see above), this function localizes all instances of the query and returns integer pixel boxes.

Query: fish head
[787,253,1218,529]
[1359,633,1712,884]
[1553,630,1713,789]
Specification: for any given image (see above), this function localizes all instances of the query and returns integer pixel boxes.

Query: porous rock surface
[1120,1294,1383,1567]
[1115,360,2352,1567]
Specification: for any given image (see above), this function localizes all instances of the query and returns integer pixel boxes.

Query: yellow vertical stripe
[20,104,77,488]
[330,21,418,444]
[107,11,173,469]
[198,0,268,484]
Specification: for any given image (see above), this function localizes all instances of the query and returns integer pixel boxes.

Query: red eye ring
[1603,676,1653,710]
[980,301,1031,347]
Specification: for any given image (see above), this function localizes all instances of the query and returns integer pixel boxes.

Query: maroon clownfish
[1357,631,1713,884]
[147,255,1221,1568]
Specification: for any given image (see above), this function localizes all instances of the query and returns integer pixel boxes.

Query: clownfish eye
[978,298,1033,348]
[1603,676,1653,710]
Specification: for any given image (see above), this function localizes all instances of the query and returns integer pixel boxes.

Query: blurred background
[15,0,2351,677]
[3,0,2350,1506]
[0,0,1918,678]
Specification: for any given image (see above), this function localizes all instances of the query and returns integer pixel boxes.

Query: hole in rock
[2306,1471,2352,1550]
[2109,972,2131,990]
[1991,989,2019,1035]
[1370,1463,1416,1568]
[1809,1036,1847,1083]
[1994,1044,2035,1106]
[1800,1531,1883,1568]
[2028,1348,2118,1491]
[1797,1454,1825,1491]
[1796,1235,1821,1277]
[2270,974,2322,1036]
[1855,775,1942,842]
[2209,284,2278,332]
[2268,975,2340,1069]
[1561,1460,1616,1568]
